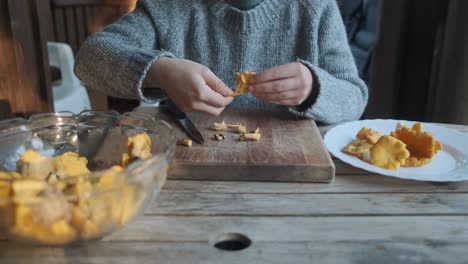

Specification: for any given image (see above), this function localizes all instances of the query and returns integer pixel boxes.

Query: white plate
[324,119,468,182]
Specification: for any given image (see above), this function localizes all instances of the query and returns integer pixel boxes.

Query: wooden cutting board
[137,107,335,183]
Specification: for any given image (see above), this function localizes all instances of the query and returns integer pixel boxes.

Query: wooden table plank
[1,241,467,264]
[162,177,468,194]
[333,159,374,175]
[105,215,468,243]
[1,122,466,263]
[149,192,468,216]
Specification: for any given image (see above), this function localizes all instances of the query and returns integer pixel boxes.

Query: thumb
[202,69,233,97]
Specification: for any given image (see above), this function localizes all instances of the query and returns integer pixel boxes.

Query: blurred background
[0,0,467,125]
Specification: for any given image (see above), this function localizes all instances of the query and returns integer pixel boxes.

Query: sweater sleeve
[289,0,368,124]
[74,0,175,104]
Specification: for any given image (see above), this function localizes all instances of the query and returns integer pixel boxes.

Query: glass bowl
[0,111,175,245]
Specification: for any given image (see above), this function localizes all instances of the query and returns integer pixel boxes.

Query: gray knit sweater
[74,0,368,124]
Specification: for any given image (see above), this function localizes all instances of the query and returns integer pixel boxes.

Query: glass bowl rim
[0,110,175,203]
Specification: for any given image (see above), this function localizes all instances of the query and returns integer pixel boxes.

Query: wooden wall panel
[75,7,87,45]
[0,0,53,118]
[44,0,137,112]
[65,7,79,53]
[364,0,410,119]
[428,0,468,125]
[365,0,451,121]
[47,0,136,48]
[395,0,448,121]
[53,8,67,43]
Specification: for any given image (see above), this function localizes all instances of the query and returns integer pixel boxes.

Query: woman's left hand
[249,62,313,106]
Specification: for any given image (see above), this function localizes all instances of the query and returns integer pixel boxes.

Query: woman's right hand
[147,57,233,116]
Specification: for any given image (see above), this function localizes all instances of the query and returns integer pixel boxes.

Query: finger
[202,69,233,97]
[250,63,300,84]
[250,77,300,94]
[191,102,225,116]
[200,85,233,107]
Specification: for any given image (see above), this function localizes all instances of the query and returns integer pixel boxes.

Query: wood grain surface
[1,123,467,264]
[2,241,468,264]
[139,107,335,182]
[0,0,53,116]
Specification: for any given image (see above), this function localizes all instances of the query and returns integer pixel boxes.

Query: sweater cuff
[132,49,176,104]
[288,59,335,124]
[293,61,320,112]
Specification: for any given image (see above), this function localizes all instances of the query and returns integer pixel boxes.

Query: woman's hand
[249,62,313,106]
[147,58,233,116]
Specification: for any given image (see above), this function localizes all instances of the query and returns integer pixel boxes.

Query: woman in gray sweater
[74,0,368,124]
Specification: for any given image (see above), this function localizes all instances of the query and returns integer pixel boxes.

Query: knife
[163,100,205,144]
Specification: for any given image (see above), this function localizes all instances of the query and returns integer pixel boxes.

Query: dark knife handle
[165,100,187,119]
[162,99,205,144]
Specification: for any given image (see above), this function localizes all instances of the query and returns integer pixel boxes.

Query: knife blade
[163,100,205,144]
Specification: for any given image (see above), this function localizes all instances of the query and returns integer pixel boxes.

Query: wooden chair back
[46,0,137,54]
[42,0,137,111]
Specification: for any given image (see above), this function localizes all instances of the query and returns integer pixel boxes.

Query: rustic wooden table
[1,124,467,264]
